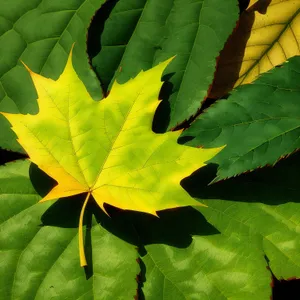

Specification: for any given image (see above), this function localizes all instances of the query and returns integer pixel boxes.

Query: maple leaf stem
[79,192,91,267]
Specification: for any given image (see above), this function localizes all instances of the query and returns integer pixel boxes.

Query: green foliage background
[1,0,300,299]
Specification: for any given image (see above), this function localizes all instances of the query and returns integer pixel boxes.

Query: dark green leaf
[182,56,300,180]
[89,0,239,128]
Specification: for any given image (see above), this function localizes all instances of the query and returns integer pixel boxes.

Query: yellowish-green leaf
[209,0,300,98]
[1,47,223,266]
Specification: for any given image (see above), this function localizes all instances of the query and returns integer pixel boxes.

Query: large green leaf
[182,55,300,180]
[0,160,139,300]
[198,161,300,281]
[0,0,105,151]
[89,0,239,129]
[139,151,300,299]
[142,237,269,300]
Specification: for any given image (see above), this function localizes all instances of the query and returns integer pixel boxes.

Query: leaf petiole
[79,192,91,267]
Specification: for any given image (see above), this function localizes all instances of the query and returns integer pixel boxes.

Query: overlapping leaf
[0,0,105,151]
[89,0,239,128]
[183,56,300,180]
[210,0,300,98]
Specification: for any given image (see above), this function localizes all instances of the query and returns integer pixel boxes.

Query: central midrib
[90,90,144,191]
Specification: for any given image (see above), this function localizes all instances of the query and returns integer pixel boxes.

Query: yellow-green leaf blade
[210,0,300,98]
[1,49,223,216]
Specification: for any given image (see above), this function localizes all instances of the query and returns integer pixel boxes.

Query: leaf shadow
[152,73,175,133]
[0,148,27,166]
[40,198,219,283]
[38,194,219,281]
[135,150,300,298]
[86,0,121,93]
[30,162,220,280]
[39,194,220,246]
[29,150,300,282]
[182,151,300,206]
[29,163,56,197]
[87,0,120,59]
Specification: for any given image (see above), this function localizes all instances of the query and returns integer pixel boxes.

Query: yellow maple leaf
[1,47,223,266]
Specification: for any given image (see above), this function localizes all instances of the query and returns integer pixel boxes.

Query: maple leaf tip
[70,42,75,51]
[164,55,176,63]
[211,144,226,156]
[158,56,175,72]
[173,128,184,134]
[20,60,34,75]
[38,198,50,203]
[39,193,57,203]
[61,43,76,79]
[151,210,159,217]
[189,200,208,208]
[100,203,111,218]
[68,43,75,61]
